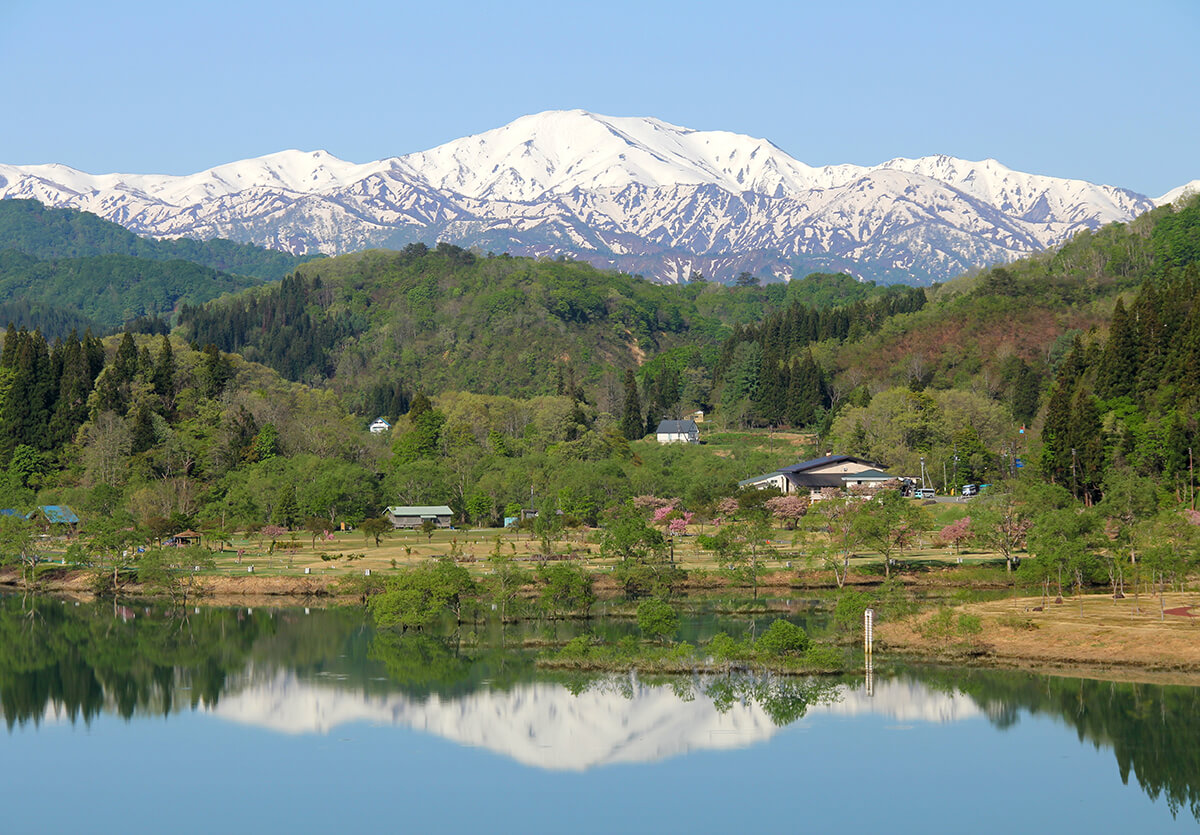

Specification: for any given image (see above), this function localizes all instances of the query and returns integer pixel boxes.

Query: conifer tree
[83,329,105,381]
[1009,360,1041,424]
[1040,380,1074,486]
[129,399,157,454]
[408,391,432,418]
[113,332,139,384]
[620,369,643,440]
[0,323,16,368]
[1067,385,1105,504]
[153,334,175,401]
[1096,299,1137,400]
[200,344,232,398]
[48,335,93,447]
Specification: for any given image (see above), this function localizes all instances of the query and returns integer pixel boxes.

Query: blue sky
[1,0,1196,196]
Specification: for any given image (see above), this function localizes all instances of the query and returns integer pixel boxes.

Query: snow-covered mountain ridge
[0,110,1187,284]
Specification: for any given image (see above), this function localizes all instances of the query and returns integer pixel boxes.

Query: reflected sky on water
[1,598,1196,833]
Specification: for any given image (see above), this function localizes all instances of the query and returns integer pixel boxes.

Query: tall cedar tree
[620,369,643,440]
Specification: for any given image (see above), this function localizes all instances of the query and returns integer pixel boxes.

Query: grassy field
[133,517,1019,584]
[880,589,1200,677]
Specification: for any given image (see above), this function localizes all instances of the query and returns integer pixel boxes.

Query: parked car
[913,487,937,499]
[960,484,978,497]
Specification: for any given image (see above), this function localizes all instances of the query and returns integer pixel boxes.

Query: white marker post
[864,607,876,697]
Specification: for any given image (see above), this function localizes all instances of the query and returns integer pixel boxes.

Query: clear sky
[1,0,1196,197]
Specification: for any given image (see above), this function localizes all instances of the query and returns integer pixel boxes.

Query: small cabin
[385,505,454,529]
[169,529,203,546]
[369,417,392,434]
[655,419,699,444]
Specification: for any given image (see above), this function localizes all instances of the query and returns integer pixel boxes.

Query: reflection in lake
[214,673,796,769]
[209,670,998,771]
[2,596,1198,829]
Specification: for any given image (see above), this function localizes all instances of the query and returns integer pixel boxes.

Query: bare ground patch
[879,591,1200,676]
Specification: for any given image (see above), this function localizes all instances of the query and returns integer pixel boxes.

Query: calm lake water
[1,596,1197,833]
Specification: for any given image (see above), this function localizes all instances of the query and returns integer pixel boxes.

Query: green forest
[0,199,319,334]
[0,194,1195,571]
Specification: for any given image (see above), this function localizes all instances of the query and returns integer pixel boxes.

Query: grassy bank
[879,591,1200,675]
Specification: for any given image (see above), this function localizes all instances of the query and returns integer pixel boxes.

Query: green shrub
[833,590,871,633]
[615,635,640,656]
[707,631,751,662]
[559,635,594,659]
[956,613,982,638]
[919,607,957,640]
[997,614,1039,631]
[920,608,983,643]
[802,644,844,670]
[637,598,680,642]
[670,641,695,660]
[756,619,811,657]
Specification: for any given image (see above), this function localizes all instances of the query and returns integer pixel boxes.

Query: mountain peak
[0,111,1170,284]
[1156,179,1200,206]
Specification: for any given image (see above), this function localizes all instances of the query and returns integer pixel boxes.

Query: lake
[1,596,1196,833]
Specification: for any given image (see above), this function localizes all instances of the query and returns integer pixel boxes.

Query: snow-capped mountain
[0,110,1178,284]
[1156,179,1200,206]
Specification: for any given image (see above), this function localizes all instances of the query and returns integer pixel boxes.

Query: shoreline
[8,567,1200,684]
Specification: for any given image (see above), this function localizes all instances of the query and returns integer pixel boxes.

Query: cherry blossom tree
[939,517,971,555]
[764,495,810,530]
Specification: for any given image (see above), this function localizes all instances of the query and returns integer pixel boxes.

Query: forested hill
[0,249,260,334]
[817,194,1200,488]
[0,199,319,280]
[175,242,919,416]
[1038,197,1200,502]
[0,199,324,334]
[827,194,1200,401]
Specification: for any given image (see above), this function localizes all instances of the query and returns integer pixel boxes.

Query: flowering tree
[261,524,287,554]
[764,495,810,530]
[651,504,677,524]
[667,513,694,535]
[711,497,741,526]
[634,495,674,512]
[650,502,695,562]
[939,517,971,555]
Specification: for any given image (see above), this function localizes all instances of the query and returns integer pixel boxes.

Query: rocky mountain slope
[0,110,1178,284]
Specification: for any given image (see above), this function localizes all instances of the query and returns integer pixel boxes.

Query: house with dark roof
[655,419,699,444]
[738,455,898,500]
